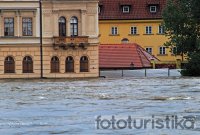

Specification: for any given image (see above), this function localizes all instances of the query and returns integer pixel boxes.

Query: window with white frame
[4,18,14,36]
[122,6,130,13]
[146,47,153,54]
[70,16,78,36]
[146,26,152,34]
[98,6,102,14]
[130,26,137,35]
[111,27,118,35]
[22,18,33,36]
[158,25,165,34]
[159,46,166,55]
[150,6,157,13]
[98,6,101,14]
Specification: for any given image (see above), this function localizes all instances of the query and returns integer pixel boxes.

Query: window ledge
[1,36,16,38]
[1,36,37,39]
[143,34,154,35]
[50,72,77,74]
[65,72,75,73]
[156,33,165,35]
[150,12,157,14]
[22,35,34,37]
[157,54,168,56]
[128,34,140,36]
[50,72,60,74]
[109,34,120,36]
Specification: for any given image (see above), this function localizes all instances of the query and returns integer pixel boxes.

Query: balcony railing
[53,36,89,50]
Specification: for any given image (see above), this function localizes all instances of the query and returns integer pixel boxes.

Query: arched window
[65,56,74,72]
[80,56,89,72]
[70,17,78,36]
[23,56,33,73]
[51,56,60,73]
[121,38,129,44]
[59,17,66,37]
[4,56,15,73]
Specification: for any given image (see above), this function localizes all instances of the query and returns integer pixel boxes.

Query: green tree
[163,0,200,76]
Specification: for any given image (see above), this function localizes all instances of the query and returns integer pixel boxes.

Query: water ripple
[0,78,200,134]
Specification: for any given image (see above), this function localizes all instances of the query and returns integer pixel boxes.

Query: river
[0,77,200,135]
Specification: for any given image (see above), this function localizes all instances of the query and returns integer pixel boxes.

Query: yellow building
[0,0,99,79]
[99,0,182,62]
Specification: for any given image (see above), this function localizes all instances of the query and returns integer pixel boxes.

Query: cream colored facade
[0,0,99,78]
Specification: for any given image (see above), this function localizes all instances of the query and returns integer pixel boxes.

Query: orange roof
[99,44,159,69]
[99,0,167,20]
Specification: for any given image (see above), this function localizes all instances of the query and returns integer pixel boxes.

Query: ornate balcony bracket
[53,43,69,50]
[79,43,89,50]
[53,36,89,50]
[68,43,78,50]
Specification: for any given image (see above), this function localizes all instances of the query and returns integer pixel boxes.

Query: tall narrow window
[22,18,33,36]
[4,56,15,73]
[98,6,101,14]
[98,5,103,14]
[158,25,165,34]
[146,26,152,34]
[59,17,66,37]
[23,56,33,73]
[66,56,74,72]
[70,17,78,36]
[51,56,60,73]
[159,47,166,55]
[4,18,14,36]
[80,56,89,72]
[111,27,118,35]
[130,26,137,35]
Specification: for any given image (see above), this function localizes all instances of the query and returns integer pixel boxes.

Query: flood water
[0,77,200,135]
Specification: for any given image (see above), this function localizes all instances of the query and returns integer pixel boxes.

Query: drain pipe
[39,0,44,78]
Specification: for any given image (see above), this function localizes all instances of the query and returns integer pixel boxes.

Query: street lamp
[130,62,134,70]
[39,0,43,78]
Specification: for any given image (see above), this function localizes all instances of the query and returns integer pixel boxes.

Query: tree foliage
[163,0,200,76]
[181,52,200,76]
[163,0,200,55]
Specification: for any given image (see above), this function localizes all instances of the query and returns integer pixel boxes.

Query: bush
[181,52,200,76]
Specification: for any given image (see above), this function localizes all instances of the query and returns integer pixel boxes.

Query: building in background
[0,0,99,78]
[98,0,182,62]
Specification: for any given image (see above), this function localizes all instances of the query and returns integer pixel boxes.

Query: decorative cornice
[86,7,97,14]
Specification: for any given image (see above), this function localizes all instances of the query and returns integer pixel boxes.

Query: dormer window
[98,6,101,14]
[122,6,130,13]
[98,5,103,14]
[150,6,157,13]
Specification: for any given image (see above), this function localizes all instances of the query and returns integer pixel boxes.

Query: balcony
[53,36,89,50]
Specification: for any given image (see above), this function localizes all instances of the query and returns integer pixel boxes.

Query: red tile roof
[99,44,159,69]
[99,0,167,20]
